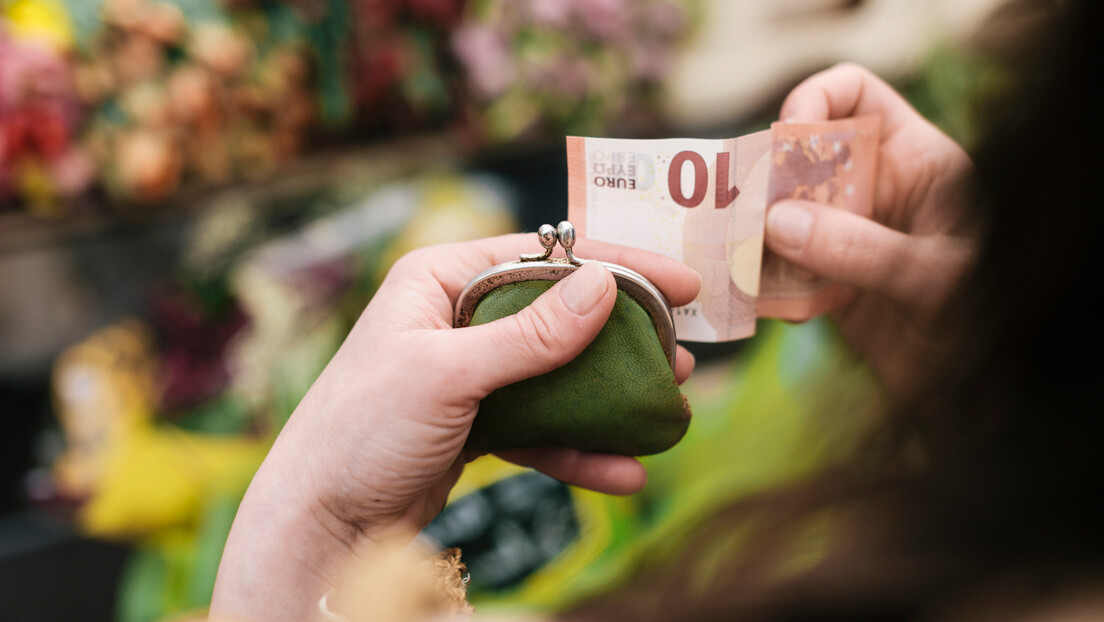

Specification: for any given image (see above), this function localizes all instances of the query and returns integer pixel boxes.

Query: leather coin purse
[454,221,691,456]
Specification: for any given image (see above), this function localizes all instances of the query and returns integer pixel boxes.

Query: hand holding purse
[455,222,691,456]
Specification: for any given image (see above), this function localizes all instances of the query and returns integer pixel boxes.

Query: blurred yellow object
[446,454,528,501]
[15,159,62,218]
[51,320,268,539]
[77,420,266,538]
[3,0,74,51]
[158,613,209,622]
[326,534,473,622]
[378,174,517,275]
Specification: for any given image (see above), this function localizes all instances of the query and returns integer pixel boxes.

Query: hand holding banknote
[765,63,976,395]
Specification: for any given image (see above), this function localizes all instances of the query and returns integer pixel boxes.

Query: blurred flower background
[1,0,693,214]
[0,0,1024,620]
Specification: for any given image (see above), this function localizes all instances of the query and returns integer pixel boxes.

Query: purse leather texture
[465,279,691,456]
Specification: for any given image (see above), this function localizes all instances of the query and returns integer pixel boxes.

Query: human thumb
[765,199,919,300]
[450,261,616,395]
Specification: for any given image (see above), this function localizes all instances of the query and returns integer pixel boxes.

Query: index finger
[780,62,919,139]
[494,448,647,496]
[417,233,702,308]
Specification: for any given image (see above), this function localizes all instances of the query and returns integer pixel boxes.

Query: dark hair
[906,0,1104,570]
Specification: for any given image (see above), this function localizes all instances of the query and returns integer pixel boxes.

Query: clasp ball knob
[537,224,558,249]
[556,221,576,250]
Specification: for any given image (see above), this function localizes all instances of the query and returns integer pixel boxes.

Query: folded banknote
[567,116,879,342]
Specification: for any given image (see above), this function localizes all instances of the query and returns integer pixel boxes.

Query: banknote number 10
[668,151,740,209]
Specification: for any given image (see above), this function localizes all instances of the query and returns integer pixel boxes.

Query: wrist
[210,449,364,622]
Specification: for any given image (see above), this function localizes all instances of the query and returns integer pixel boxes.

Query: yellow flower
[3,0,75,52]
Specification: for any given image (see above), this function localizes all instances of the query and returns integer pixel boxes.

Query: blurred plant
[899,42,1010,152]
[72,0,319,206]
[453,0,695,141]
[2,0,697,215]
[0,19,93,216]
[226,171,515,426]
[47,319,268,539]
[151,285,249,413]
[345,0,463,127]
[250,0,466,130]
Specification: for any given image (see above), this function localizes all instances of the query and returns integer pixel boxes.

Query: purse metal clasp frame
[454,221,677,369]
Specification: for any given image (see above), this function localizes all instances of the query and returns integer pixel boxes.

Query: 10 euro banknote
[567,116,880,342]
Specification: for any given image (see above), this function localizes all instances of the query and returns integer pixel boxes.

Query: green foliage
[900,43,1011,150]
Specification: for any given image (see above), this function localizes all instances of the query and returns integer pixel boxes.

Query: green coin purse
[454,222,691,456]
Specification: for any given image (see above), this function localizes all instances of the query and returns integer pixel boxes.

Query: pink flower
[0,27,90,201]
[631,46,668,82]
[452,24,516,100]
[643,1,688,40]
[0,30,78,120]
[528,0,571,28]
[572,0,628,40]
[48,148,95,197]
[530,56,589,99]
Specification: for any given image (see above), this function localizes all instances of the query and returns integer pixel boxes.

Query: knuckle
[563,452,584,484]
[831,61,867,78]
[389,247,432,276]
[512,303,569,364]
[824,219,863,274]
[882,234,916,273]
[819,218,906,292]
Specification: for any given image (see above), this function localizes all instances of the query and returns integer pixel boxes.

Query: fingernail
[690,268,703,292]
[560,261,609,314]
[766,202,813,250]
